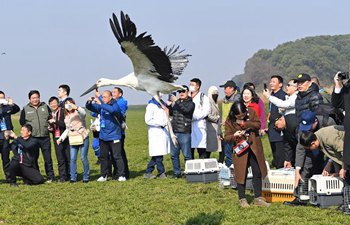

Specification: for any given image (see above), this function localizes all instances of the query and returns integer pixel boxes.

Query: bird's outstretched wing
[164,45,191,78]
[109,11,187,83]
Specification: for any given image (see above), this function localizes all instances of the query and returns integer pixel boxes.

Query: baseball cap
[219,80,237,88]
[294,73,311,83]
[299,110,316,131]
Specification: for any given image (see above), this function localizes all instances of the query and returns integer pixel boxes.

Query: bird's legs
[153,94,178,147]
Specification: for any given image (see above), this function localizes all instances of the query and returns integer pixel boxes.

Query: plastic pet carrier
[308,175,344,208]
[185,159,219,183]
[262,168,295,202]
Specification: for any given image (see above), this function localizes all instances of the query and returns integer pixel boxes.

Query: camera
[338,72,349,80]
[65,104,73,111]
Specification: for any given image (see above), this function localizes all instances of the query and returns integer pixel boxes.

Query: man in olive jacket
[300,125,349,183]
[19,90,55,181]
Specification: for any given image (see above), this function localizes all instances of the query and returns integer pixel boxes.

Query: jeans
[146,156,164,176]
[70,138,90,181]
[170,133,192,176]
[223,141,233,167]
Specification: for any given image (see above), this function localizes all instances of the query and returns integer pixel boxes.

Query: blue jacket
[117,97,128,116]
[86,99,122,141]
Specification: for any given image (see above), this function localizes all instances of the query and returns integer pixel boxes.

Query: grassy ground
[0,107,349,225]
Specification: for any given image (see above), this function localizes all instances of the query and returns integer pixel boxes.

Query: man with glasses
[263,79,298,116]
[167,85,195,178]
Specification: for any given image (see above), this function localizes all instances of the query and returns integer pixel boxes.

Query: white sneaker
[229,164,234,169]
[97,176,107,182]
[118,176,126,182]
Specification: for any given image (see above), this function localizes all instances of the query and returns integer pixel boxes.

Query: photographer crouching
[332,71,350,178]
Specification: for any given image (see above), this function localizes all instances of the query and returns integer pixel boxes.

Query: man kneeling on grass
[8,124,44,187]
[300,125,350,184]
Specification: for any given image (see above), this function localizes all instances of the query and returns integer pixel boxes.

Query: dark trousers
[8,160,44,185]
[218,151,225,164]
[270,141,285,169]
[109,135,130,179]
[0,139,11,180]
[146,156,164,176]
[237,150,262,199]
[53,138,70,180]
[191,148,206,159]
[100,139,125,178]
[33,137,55,180]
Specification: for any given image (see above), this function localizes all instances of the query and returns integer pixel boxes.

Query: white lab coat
[145,102,170,157]
[191,92,210,148]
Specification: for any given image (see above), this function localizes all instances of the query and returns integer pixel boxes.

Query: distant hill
[233,34,350,90]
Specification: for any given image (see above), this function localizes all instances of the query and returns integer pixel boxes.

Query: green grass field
[0,106,349,225]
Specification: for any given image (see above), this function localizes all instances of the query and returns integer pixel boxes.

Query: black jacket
[0,103,20,131]
[295,83,323,118]
[332,83,350,169]
[169,97,195,133]
[11,136,38,167]
[283,114,299,164]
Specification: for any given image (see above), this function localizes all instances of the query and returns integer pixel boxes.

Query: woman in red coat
[224,102,269,208]
[242,86,260,118]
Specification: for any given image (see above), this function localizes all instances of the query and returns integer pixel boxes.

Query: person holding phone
[224,101,269,208]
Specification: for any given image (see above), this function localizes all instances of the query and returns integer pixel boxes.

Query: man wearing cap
[266,75,287,169]
[332,71,350,178]
[284,110,335,206]
[166,85,195,178]
[219,80,241,167]
[294,73,323,118]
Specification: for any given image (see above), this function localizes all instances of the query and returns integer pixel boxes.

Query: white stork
[81,11,191,145]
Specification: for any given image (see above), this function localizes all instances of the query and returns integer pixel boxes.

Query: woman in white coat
[144,98,170,179]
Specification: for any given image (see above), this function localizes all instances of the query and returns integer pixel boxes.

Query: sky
[1,0,350,106]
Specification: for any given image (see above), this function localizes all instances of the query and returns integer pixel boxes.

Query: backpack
[314,103,344,126]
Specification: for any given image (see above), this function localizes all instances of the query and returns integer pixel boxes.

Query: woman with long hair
[241,86,261,118]
[57,98,90,183]
[224,102,269,208]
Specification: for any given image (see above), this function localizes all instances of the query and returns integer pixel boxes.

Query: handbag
[233,139,250,156]
[69,134,84,146]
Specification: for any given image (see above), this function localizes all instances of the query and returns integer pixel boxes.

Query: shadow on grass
[185,211,224,225]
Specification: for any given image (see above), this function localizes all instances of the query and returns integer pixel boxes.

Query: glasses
[287,83,297,87]
[177,90,186,94]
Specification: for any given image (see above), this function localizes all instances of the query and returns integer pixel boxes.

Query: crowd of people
[1,71,350,209]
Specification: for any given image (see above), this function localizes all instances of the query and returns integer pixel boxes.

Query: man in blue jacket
[112,87,129,179]
[86,90,126,182]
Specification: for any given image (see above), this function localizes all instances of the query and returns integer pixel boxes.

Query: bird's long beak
[80,84,98,97]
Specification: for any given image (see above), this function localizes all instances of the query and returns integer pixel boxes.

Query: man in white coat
[144,97,170,179]
[189,78,210,159]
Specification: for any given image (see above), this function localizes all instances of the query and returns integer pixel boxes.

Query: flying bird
[1,52,6,55]
[81,11,191,145]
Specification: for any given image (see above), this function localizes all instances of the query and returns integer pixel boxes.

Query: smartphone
[264,83,268,91]
[168,92,176,101]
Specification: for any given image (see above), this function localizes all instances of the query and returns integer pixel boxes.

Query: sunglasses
[177,90,186,93]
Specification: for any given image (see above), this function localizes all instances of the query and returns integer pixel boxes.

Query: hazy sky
[1,1,350,106]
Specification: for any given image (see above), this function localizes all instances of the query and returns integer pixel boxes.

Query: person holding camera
[19,90,55,182]
[8,124,45,187]
[224,101,269,208]
[332,71,350,177]
[0,91,20,181]
[56,98,90,183]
